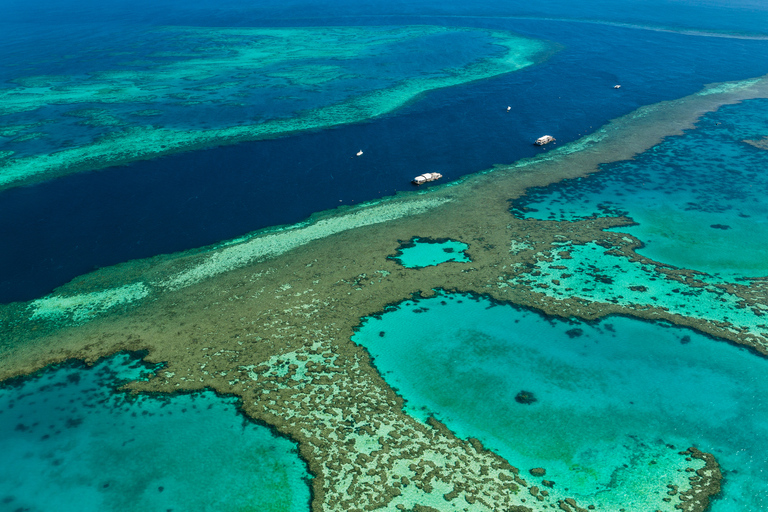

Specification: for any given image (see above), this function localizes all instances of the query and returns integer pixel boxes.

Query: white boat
[412,172,443,185]
[614,84,621,89]
[534,135,556,146]
[356,150,363,156]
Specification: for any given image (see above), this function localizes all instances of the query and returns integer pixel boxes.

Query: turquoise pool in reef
[390,237,471,268]
[352,292,768,511]
[0,353,311,512]
[512,99,768,280]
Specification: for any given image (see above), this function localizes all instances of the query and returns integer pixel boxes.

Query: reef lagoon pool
[353,292,768,511]
[390,237,471,268]
[0,353,311,512]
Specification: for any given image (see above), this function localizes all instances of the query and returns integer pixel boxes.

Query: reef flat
[0,25,551,191]
[3,74,768,511]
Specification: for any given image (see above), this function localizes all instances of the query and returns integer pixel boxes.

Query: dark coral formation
[674,447,722,512]
[515,391,538,404]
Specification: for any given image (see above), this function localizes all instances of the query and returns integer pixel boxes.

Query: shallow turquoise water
[512,99,768,279]
[390,237,471,268]
[352,292,768,511]
[0,353,311,512]
[505,241,768,337]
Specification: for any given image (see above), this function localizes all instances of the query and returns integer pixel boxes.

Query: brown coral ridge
[39,244,552,512]
[556,497,591,512]
[0,192,747,512]
[674,447,722,512]
[0,191,750,512]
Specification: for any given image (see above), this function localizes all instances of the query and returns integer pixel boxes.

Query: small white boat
[412,172,443,185]
[507,106,511,111]
[534,135,556,146]
[614,85,621,89]
[356,150,363,156]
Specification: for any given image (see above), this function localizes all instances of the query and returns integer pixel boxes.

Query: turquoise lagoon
[512,99,768,280]
[352,292,768,511]
[390,237,471,268]
[0,353,310,512]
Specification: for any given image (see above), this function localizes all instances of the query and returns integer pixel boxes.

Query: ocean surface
[4,4,768,302]
[2,0,768,510]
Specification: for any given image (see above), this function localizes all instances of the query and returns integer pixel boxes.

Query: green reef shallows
[512,98,768,279]
[508,241,768,337]
[352,292,767,511]
[0,352,311,512]
[390,237,471,268]
[0,25,553,190]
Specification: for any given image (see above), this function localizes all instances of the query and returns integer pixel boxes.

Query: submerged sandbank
[0,25,552,191]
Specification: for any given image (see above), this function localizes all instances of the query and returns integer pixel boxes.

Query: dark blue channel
[2,18,768,302]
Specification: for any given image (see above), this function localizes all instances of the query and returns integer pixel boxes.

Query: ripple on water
[352,292,768,511]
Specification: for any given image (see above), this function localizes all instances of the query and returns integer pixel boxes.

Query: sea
[1,0,768,510]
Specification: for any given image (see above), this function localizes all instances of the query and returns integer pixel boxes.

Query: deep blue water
[3,12,768,301]
[5,0,768,35]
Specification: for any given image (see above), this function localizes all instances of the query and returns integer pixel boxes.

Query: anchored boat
[534,135,556,146]
[412,172,443,185]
